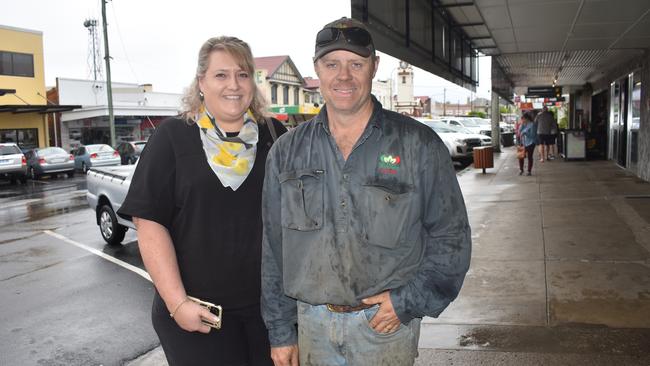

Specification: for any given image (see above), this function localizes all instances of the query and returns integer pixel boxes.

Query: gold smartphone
[187,296,222,329]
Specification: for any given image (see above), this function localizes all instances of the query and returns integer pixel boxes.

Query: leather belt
[326,303,373,313]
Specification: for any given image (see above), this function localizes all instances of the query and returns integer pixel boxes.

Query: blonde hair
[181,36,268,123]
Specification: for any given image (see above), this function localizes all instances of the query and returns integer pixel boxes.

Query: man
[535,106,555,161]
[261,17,471,366]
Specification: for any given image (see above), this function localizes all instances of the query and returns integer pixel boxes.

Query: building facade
[0,25,78,149]
[57,78,181,151]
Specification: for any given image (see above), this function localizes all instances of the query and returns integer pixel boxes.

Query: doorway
[588,90,608,160]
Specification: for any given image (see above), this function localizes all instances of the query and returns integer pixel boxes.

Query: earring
[199,91,204,100]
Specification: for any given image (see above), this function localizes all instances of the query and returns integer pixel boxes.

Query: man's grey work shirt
[535,111,555,135]
[261,99,472,347]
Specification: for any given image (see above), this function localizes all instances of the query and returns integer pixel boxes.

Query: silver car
[0,143,28,184]
[25,147,75,180]
[74,144,121,173]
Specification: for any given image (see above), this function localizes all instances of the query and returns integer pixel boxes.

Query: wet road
[0,176,157,366]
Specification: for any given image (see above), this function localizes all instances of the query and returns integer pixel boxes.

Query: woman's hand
[172,300,218,334]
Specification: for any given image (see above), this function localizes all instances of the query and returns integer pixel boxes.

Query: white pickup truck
[86,165,136,245]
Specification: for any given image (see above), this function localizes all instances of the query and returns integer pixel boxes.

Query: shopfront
[609,71,642,171]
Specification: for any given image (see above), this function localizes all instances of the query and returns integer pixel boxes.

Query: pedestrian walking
[261,17,471,366]
[518,112,537,175]
[535,106,555,161]
[118,36,285,365]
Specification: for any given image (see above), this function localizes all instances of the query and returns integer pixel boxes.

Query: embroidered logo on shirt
[378,154,401,175]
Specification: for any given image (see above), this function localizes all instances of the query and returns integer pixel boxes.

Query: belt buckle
[326,304,337,312]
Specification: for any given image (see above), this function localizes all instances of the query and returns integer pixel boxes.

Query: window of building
[294,87,299,105]
[271,84,278,104]
[0,128,38,149]
[283,85,289,105]
[0,51,35,77]
[402,76,406,84]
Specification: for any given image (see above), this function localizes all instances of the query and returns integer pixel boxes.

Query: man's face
[314,50,378,117]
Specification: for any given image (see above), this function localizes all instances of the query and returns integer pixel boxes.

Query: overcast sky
[1,0,491,103]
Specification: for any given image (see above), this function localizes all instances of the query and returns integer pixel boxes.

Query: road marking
[43,230,152,282]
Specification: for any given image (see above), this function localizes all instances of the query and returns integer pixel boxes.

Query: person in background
[261,17,471,366]
[548,117,559,160]
[535,106,555,162]
[118,36,285,365]
[518,112,537,175]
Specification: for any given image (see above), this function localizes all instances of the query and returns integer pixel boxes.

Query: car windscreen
[38,147,67,156]
[0,145,22,155]
[460,119,483,127]
[426,123,456,133]
[134,142,146,151]
[87,145,114,153]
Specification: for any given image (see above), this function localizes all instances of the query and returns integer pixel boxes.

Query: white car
[0,142,27,184]
[440,117,492,135]
[417,119,491,161]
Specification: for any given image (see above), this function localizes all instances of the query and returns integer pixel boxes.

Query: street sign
[526,86,562,98]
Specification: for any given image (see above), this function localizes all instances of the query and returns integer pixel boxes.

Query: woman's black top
[118,117,286,310]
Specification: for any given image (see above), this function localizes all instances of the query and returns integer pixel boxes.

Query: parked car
[74,144,121,173]
[115,140,146,165]
[440,117,492,135]
[0,142,27,184]
[24,147,75,180]
[417,119,489,162]
[86,165,136,245]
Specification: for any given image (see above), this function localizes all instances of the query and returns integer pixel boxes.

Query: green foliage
[559,116,568,129]
[467,111,486,118]
[499,105,509,114]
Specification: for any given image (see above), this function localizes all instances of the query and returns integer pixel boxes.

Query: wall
[0,25,46,105]
[0,25,48,147]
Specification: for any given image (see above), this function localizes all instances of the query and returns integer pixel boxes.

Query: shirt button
[341,200,346,207]
[343,174,349,181]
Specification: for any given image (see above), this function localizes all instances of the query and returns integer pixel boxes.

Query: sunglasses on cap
[315,27,373,48]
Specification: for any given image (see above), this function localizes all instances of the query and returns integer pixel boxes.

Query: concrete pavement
[128,146,650,365]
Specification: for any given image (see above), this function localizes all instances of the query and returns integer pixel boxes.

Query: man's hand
[362,291,402,334]
[271,344,299,366]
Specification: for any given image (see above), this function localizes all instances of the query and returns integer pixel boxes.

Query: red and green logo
[378,154,401,174]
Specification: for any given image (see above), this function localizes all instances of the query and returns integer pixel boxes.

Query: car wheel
[29,167,39,180]
[19,175,27,184]
[98,204,127,245]
[67,170,75,178]
[82,162,89,173]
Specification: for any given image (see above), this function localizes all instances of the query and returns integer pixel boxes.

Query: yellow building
[0,25,78,149]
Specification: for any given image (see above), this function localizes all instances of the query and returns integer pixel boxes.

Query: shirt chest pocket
[278,169,324,231]
[358,183,414,248]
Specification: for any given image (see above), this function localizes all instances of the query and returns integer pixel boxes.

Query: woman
[518,112,536,176]
[118,36,285,365]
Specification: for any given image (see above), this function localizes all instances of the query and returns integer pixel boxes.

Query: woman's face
[198,50,254,130]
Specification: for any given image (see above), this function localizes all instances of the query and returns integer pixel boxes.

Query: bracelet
[169,297,190,318]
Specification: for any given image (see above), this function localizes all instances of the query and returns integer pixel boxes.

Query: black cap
[314,17,375,61]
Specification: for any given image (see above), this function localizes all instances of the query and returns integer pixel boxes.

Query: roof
[0,104,81,114]
[303,77,320,89]
[254,56,289,76]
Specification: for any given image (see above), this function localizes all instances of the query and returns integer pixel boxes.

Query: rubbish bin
[473,146,494,174]
[501,132,514,147]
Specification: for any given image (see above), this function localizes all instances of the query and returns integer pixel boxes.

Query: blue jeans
[297,301,421,366]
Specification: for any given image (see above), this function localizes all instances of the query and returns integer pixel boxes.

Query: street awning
[0,104,81,114]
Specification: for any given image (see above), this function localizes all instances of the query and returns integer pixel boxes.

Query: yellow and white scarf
[196,107,258,191]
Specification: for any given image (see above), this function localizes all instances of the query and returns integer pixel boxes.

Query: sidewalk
[128,146,650,366]
[417,146,650,365]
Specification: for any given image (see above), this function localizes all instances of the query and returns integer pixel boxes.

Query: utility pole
[443,88,446,116]
[101,0,116,147]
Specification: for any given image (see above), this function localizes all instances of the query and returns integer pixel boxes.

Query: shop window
[271,84,278,104]
[283,85,289,105]
[0,128,38,149]
[294,87,299,105]
[0,51,34,77]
